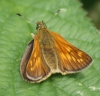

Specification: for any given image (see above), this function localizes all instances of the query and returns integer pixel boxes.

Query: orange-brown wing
[21,35,51,83]
[51,32,92,74]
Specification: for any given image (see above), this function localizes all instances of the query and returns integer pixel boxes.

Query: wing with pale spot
[52,32,92,74]
[22,35,50,83]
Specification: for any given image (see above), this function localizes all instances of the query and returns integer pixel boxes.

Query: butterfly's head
[36,21,47,30]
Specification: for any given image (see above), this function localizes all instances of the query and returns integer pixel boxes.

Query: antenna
[17,8,66,24]
[17,13,35,24]
[46,8,66,23]
[46,10,60,23]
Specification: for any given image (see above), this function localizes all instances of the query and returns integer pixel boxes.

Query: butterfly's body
[20,21,92,83]
[36,22,59,73]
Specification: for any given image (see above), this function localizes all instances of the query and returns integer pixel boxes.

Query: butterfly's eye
[36,24,40,30]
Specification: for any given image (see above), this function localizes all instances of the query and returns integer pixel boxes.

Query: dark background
[80,0,100,30]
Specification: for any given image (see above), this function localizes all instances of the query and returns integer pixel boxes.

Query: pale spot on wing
[67,54,72,61]
[78,58,84,63]
[30,67,34,71]
[61,52,66,59]
[80,59,84,62]
[34,52,36,57]
[78,52,83,57]
[37,57,40,64]
[72,56,76,62]
[67,47,71,52]
[30,60,33,66]
[77,59,81,63]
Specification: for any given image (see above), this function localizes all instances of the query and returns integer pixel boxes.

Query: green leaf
[0,0,100,96]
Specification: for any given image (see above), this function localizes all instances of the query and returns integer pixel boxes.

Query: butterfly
[20,20,92,83]
[17,9,92,83]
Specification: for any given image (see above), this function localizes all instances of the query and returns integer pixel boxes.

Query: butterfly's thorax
[36,21,58,72]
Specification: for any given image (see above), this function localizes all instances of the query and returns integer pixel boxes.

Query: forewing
[21,35,51,83]
[52,32,92,74]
